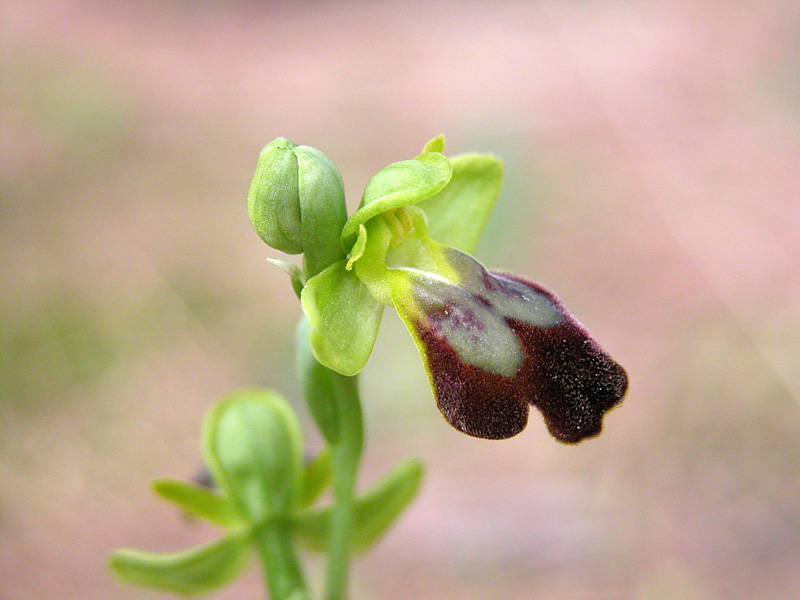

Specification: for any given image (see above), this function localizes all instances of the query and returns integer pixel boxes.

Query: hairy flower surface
[297,138,627,443]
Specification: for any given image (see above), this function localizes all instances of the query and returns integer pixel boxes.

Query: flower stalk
[326,386,362,600]
[251,520,311,600]
[296,318,364,600]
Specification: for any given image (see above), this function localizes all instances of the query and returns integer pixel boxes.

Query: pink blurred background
[3,1,800,598]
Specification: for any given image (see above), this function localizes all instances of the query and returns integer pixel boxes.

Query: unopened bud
[248,138,347,277]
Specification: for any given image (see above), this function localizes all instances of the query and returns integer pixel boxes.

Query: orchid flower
[252,136,627,443]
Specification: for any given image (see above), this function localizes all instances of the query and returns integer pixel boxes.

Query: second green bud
[248,138,348,279]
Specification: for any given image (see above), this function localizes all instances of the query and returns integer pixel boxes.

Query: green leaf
[203,389,304,524]
[300,259,384,377]
[417,153,503,253]
[300,448,331,507]
[292,458,425,553]
[109,533,250,595]
[152,478,240,528]
[340,152,452,251]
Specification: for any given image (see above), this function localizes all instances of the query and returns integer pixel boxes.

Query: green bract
[110,533,251,596]
[292,457,424,553]
[152,478,240,527]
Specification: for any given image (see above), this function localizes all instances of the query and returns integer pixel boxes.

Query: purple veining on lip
[427,301,486,338]
[410,271,628,443]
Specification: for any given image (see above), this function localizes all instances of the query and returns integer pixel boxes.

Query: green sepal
[340,152,452,252]
[300,259,383,377]
[152,478,240,528]
[417,153,503,253]
[202,389,304,525]
[109,532,251,596]
[267,258,305,298]
[295,145,348,278]
[300,448,331,507]
[292,458,424,553]
[248,138,302,254]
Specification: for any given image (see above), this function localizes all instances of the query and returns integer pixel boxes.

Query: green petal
[152,478,240,528]
[417,153,503,253]
[292,458,424,553]
[202,389,304,524]
[340,152,452,251]
[345,224,368,270]
[301,259,384,377]
[421,134,445,154]
[109,533,250,595]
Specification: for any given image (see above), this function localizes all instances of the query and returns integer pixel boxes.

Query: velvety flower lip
[398,255,628,443]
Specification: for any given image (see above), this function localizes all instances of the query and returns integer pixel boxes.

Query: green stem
[252,520,311,600]
[296,318,364,600]
[326,376,363,600]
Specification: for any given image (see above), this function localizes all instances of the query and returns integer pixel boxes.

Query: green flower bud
[203,388,305,524]
[248,138,348,278]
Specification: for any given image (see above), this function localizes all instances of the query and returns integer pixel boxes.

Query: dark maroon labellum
[412,271,628,443]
